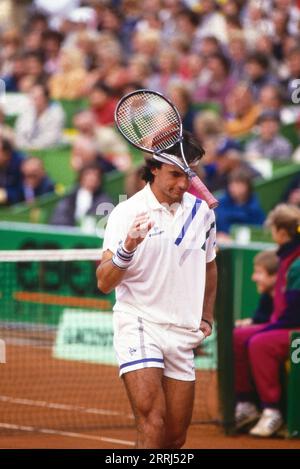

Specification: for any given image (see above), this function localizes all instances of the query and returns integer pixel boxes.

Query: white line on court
[0,422,135,446]
[0,395,134,419]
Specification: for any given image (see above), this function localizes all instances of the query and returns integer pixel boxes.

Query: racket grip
[191,176,219,209]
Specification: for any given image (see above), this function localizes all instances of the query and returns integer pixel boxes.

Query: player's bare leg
[162,376,195,449]
[122,368,166,448]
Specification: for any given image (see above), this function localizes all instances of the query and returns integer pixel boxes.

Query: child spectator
[235,250,278,328]
[234,204,300,437]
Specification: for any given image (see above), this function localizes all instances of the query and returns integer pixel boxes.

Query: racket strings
[116,92,180,152]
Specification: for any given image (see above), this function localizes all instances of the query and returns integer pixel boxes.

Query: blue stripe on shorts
[120,357,164,370]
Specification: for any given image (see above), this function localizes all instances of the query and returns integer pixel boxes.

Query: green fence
[254,163,300,213]
[288,331,300,438]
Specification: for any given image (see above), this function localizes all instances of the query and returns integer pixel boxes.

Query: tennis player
[97,134,217,449]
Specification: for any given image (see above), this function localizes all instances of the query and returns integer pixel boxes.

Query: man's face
[151,164,190,204]
[22,160,44,189]
[251,264,276,294]
[260,119,279,140]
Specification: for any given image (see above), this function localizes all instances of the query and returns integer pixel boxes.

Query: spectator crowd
[0,0,300,232]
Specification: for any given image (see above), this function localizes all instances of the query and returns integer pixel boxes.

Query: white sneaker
[249,408,283,437]
[235,402,260,429]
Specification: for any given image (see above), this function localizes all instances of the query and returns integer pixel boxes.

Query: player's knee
[137,410,166,435]
[164,432,186,449]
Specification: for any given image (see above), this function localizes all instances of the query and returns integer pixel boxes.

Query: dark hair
[42,29,64,45]
[141,131,205,183]
[167,130,205,163]
[33,82,50,101]
[228,168,253,195]
[24,50,45,64]
[176,9,200,27]
[246,52,269,70]
[78,162,103,181]
[141,159,163,183]
[0,137,13,154]
[92,81,114,96]
[208,52,231,74]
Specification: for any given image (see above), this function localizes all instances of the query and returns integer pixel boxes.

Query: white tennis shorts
[113,311,205,381]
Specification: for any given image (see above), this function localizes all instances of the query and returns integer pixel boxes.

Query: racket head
[115,89,182,154]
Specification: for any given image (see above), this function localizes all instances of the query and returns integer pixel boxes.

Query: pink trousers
[233,325,299,406]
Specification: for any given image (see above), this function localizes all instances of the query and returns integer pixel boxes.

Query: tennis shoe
[235,402,260,429]
[249,408,283,437]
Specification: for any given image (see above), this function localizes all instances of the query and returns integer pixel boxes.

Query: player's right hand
[124,212,154,251]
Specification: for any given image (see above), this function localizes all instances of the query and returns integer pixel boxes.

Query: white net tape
[0,249,102,262]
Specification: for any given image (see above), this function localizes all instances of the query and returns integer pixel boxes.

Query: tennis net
[0,249,218,435]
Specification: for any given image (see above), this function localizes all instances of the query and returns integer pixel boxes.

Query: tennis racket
[115,89,218,209]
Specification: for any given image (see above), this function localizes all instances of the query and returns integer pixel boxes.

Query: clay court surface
[1,340,300,450]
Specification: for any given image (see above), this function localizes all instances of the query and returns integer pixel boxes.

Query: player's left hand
[200,320,213,338]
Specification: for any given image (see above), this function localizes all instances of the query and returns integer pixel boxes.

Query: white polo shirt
[102,183,216,330]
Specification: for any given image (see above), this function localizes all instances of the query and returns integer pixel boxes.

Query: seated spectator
[73,111,132,171]
[50,163,112,227]
[15,83,65,150]
[245,110,292,161]
[204,138,261,193]
[235,250,278,328]
[227,32,248,82]
[48,47,87,100]
[88,82,118,127]
[244,52,278,100]
[0,137,24,205]
[193,110,225,168]
[147,48,180,96]
[194,0,228,44]
[194,53,236,113]
[21,157,54,203]
[0,29,22,78]
[225,82,261,138]
[234,204,300,437]
[258,84,283,113]
[42,30,64,75]
[215,168,265,238]
[282,173,300,208]
[70,135,116,174]
[167,81,197,134]
[20,51,49,92]
[2,52,25,92]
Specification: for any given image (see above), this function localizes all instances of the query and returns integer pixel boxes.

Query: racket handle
[191,175,219,209]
